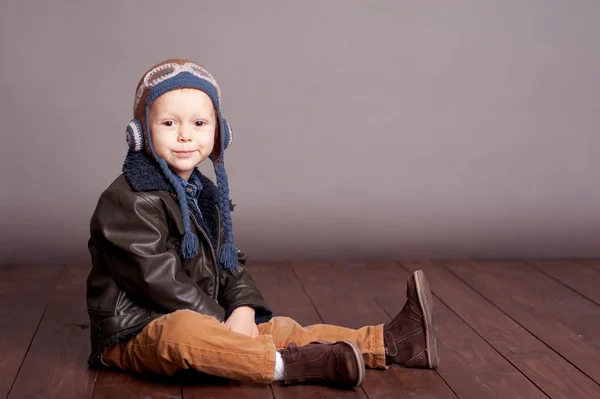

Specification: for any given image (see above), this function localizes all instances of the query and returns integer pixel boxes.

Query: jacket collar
[123,150,200,192]
[122,150,220,249]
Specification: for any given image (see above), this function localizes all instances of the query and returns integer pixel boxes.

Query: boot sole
[414,270,440,369]
[340,340,366,388]
[313,340,365,388]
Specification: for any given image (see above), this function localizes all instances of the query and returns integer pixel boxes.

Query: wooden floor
[2,260,600,399]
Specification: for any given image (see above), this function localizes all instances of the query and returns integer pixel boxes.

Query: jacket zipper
[188,209,220,302]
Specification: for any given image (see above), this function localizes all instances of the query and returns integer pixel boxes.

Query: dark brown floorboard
[0,264,63,399]
[581,259,600,272]
[7,261,600,398]
[351,261,547,399]
[402,260,600,399]
[182,368,272,397]
[443,260,600,386]
[291,261,457,399]
[530,260,600,306]
[8,264,95,399]
[94,370,182,399]
[182,373,270,399]
[250,262,362,399]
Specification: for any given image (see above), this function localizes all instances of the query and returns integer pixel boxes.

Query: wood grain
[401,260,600,399]
[8,264,95,399]
[530,259,600,306]
[444,260,600,385]
[94,370,182,399]
[0,264,63,398]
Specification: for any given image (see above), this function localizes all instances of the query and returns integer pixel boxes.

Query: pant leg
[101,309,277,383]
[258,317,386,369]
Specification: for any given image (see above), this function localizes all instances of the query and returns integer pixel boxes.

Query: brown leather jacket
[86,153,272,367]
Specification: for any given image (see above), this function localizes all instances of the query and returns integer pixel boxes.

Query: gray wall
[1,1,599,265]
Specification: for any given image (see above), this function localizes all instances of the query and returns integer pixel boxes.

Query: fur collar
[122,150,220,250]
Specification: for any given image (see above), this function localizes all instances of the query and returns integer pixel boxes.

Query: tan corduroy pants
[101,309,386,383]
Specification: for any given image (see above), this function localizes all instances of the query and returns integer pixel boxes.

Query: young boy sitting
[86,58,440,389]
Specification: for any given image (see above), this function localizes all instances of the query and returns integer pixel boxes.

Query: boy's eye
[195,121,206,127]
[163,121,174,127]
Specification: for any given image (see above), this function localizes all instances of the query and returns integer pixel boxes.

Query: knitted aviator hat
[125,58,237,270]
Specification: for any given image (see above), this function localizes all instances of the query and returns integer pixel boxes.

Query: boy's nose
[178,126,192,141]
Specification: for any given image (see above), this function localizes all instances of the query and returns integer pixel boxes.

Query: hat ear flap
[126,119,144,152]
[221,118,233,150]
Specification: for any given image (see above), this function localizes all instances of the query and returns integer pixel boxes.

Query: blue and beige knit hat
[125,58,238,269]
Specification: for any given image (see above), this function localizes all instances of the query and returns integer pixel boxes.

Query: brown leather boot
[384,270,440,369]
[280,340,365,389]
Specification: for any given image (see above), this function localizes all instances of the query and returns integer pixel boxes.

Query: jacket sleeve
[218,250,273,324]
[90,187,226,321]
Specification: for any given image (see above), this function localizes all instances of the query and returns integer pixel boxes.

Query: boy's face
[149,88,216,180]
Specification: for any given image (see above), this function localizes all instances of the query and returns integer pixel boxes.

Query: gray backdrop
[1,1,599,266]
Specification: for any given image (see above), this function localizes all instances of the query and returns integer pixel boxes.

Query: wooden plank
[443,260,600,385]
[8,264,95,399]
[401,260,600,399]
[343,261,547,399]
[0,264,63,399]
[292,262,458,399]
[581,259,600,272]
[183,374,271,398]
[94,370,182,399]
[250,262,324,327]
[250,262,365,399]
[530,260,600,306]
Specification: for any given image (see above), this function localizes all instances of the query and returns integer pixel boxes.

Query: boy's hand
[224,306,259,338]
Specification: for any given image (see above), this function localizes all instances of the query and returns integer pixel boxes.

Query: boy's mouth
[174,150,196,158]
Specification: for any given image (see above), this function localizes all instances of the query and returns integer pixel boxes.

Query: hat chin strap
[212,157,238,270]
[211,111,238,269]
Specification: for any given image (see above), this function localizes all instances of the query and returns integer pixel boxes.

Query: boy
[86,58,440,389]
